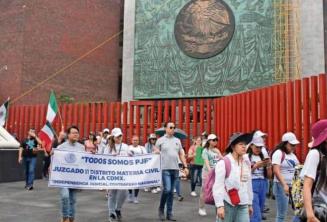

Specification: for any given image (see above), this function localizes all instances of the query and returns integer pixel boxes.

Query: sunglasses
[150,138,157,140]
[211,139,218,142]
[169,126,176,129]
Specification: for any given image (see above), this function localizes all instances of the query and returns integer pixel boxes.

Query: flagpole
[51,90,64,130]
[57,108,64,130]
[4,97,10,130]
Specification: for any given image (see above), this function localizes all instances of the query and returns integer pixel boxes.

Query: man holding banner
[156,122,189,221]
[56,126,85,222]
[50,126,162,221]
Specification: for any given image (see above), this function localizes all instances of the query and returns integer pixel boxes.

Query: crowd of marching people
[16,120,327,222]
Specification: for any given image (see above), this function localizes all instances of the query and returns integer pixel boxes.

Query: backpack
[290,150,322,216]
[204,156,231,205]
[290,165,304,215]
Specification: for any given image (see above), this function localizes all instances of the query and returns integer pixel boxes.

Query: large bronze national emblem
[174,0,235,59]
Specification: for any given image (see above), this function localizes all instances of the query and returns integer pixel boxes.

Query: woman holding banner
[104,128,132,222]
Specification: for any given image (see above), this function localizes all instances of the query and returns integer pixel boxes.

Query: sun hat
[111,128,123,137]
[281,132,300,145]
[226,132,252,152]
[311,119,327,147]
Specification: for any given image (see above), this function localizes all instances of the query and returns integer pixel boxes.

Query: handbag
[227,188,240,205]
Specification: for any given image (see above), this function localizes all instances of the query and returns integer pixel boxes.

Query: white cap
[111,128,123,137]
[250,136,265,147]
[282,132,300,145]
[149,133,157,139]
[253,130,267,138]
[103,128,110,133]
[207,134,218,140]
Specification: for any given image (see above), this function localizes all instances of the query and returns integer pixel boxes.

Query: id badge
[241,165,250,182]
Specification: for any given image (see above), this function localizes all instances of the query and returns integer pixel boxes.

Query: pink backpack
[204,156,232,205]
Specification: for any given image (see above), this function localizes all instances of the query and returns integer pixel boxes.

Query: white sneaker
[156,187,161,192]
[133,198,139,204]
[144,188,150,192]
[198,208,207,216]
[174,189,176,193]
[151,189,158,194]
[190,191,197,197]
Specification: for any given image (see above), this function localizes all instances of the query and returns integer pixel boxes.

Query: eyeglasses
[150,138,157,140]
[169,126,176,129]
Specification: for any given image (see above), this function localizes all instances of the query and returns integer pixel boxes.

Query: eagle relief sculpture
[174,0,235,59]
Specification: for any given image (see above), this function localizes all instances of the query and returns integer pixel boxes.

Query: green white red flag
[39,91,58,150]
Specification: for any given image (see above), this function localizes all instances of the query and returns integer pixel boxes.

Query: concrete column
[121,0,136,102]
[300,0,325,76]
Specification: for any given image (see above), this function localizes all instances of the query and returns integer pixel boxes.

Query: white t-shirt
[272,150,299,184]
[128,145,147,155]
[103,143,130,156]
[300,149,327,202]
[246,154,265,180]
[262,147,269,158]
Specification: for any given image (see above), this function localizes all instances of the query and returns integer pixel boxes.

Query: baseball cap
[250,136,265,147]
[207,134,218,140]
[253,130,267,138]
[282,132,300,145]
[111,128,123,137]
[201,131,208,136]
[103,128,110,133]
[149,133,157,139]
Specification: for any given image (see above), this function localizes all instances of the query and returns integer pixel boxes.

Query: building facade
[0,0,123,104]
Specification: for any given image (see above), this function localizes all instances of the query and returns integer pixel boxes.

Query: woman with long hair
[199,134,221,216]
[104,128,131,222]
[213,132,253,222]
[247,136,272,222]
[301,120,327,222]
[188,136,203,197]
[271,132,300,222]
[84,132,97,154]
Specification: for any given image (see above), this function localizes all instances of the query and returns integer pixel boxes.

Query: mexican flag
[0,98,9,127]
[39,91,58,151]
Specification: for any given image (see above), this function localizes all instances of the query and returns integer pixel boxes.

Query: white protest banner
[49,150,161,189]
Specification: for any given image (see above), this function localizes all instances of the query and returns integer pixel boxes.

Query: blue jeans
[216,201,250,222]
[60,188,77,218]
[159,170,179,217]
[273,182,289,222]
[190,164,203,192]
[175,177,181,196]
[23,157,37,187]
[251,179,267,222]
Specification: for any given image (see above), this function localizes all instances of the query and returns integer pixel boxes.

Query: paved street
[0,180,293,222]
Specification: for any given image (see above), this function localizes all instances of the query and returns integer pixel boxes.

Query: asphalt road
[0,179,293,222]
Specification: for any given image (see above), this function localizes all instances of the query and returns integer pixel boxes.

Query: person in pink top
[84,132,97,154]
